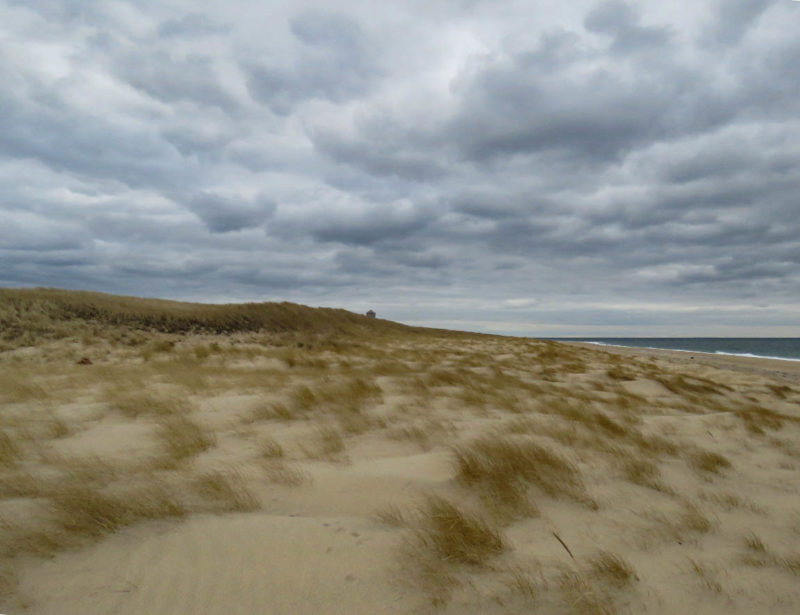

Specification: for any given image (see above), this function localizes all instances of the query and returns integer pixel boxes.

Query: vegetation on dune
[452,435,585,512]
[0,287,420,347]
[412,495,507,565]
[1,287,799,612]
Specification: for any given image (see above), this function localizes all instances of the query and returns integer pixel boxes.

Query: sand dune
[1,298,799,614]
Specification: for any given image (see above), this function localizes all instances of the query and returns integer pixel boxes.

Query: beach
[2,326,799,614]
[567,342,800,384]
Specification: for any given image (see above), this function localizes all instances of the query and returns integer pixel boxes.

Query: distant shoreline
[562,340,800,384]
[560,340,800,363]
[550,337,800,363]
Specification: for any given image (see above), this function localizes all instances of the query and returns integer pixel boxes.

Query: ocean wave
[713,351,800,362]
[565,341,800,362]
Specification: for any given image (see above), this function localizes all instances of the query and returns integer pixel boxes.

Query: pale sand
[1,334,799,614]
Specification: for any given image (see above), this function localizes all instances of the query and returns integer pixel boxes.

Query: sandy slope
[2,334,799,614]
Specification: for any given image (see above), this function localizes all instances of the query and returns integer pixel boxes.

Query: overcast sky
[2,0,799,336]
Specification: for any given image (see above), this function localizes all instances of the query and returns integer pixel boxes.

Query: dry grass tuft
[734,405,788,435]
[744,532,767,553]
[413,494,506,565]
[739,533,800,575]
[587,550,638,586]
[375,504,408,527]
[50,483,185,537]
[0,370,50,403]
[425,369,469,388]
[113,393,189,418]
[334,406,378,435]
[631,431,679,457]
[767,384,794,400]
[259,435,284,458]
[680,502,715,534]
[290,385,318,413]
[157,415,216,462]
[687,558,722,593]
[252,400,294,421]
[302,425,346,460]
[263,462,310,486]
[504,564,543,600]
[387,420,448,451]
[782,554,800,575]
[698,491,765,514]
[0,470,47,499]
[606,366,636,381]
[688,450,732,474]
[452,435,584,511]
[0,430,20,466]
[653,374,731,397]
[193,471,260,512]
[619,457,668,492]
[557,570,614,615]
[592,412,629,438]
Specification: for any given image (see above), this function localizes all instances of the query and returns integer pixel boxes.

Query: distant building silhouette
[366,309,376,318]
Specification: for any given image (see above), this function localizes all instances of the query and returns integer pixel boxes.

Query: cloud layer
[1,0,798,335]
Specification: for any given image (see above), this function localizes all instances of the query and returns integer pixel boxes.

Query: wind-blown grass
[452,435,584,512]
[0,287,416,347]
[413,495,506,565]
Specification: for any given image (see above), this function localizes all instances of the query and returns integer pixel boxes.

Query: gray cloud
[187,192,276,233]
[115,51,239,111]
[703,0,777,47]
[158,13,230,38]
[246,11,380,114]
[584,1,672,54]
[2,0,799,335]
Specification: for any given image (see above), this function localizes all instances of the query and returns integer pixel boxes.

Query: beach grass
[1,288,799,614]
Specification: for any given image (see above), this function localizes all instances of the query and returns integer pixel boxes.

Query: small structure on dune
[366,309,376,319]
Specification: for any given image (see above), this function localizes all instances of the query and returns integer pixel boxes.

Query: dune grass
[587,550,638,587]
[157,415,216,462]
[192,471,260,513]
[50,482,186,538]
[413,494,506,565]
[687,558,723,593]
[113,393,190,418]
[259,436,284,459]
[452,435,585,511]
[0,430,20,466]
[0,287,415,346]
[688,449,732,474]
[301,425,346,460]
[2,288,799,613]
[619,457,669,492]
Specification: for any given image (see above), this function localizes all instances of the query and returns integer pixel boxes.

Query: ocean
[549,338,800,362]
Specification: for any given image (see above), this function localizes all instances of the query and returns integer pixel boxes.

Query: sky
[1,0,799,337]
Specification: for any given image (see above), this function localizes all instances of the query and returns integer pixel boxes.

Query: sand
[1,333,799,614]
[566,341,800,384]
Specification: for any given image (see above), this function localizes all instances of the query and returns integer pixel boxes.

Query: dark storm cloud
[310,202,434,246]
[187,192,276,233]
[445,42,728,164]
[2,0,799,335]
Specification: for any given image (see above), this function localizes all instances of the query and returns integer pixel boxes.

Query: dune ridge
[1,289,799,614]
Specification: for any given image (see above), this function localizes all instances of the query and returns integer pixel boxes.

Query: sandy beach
[566,342,800,384]
[2,308,799,614]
